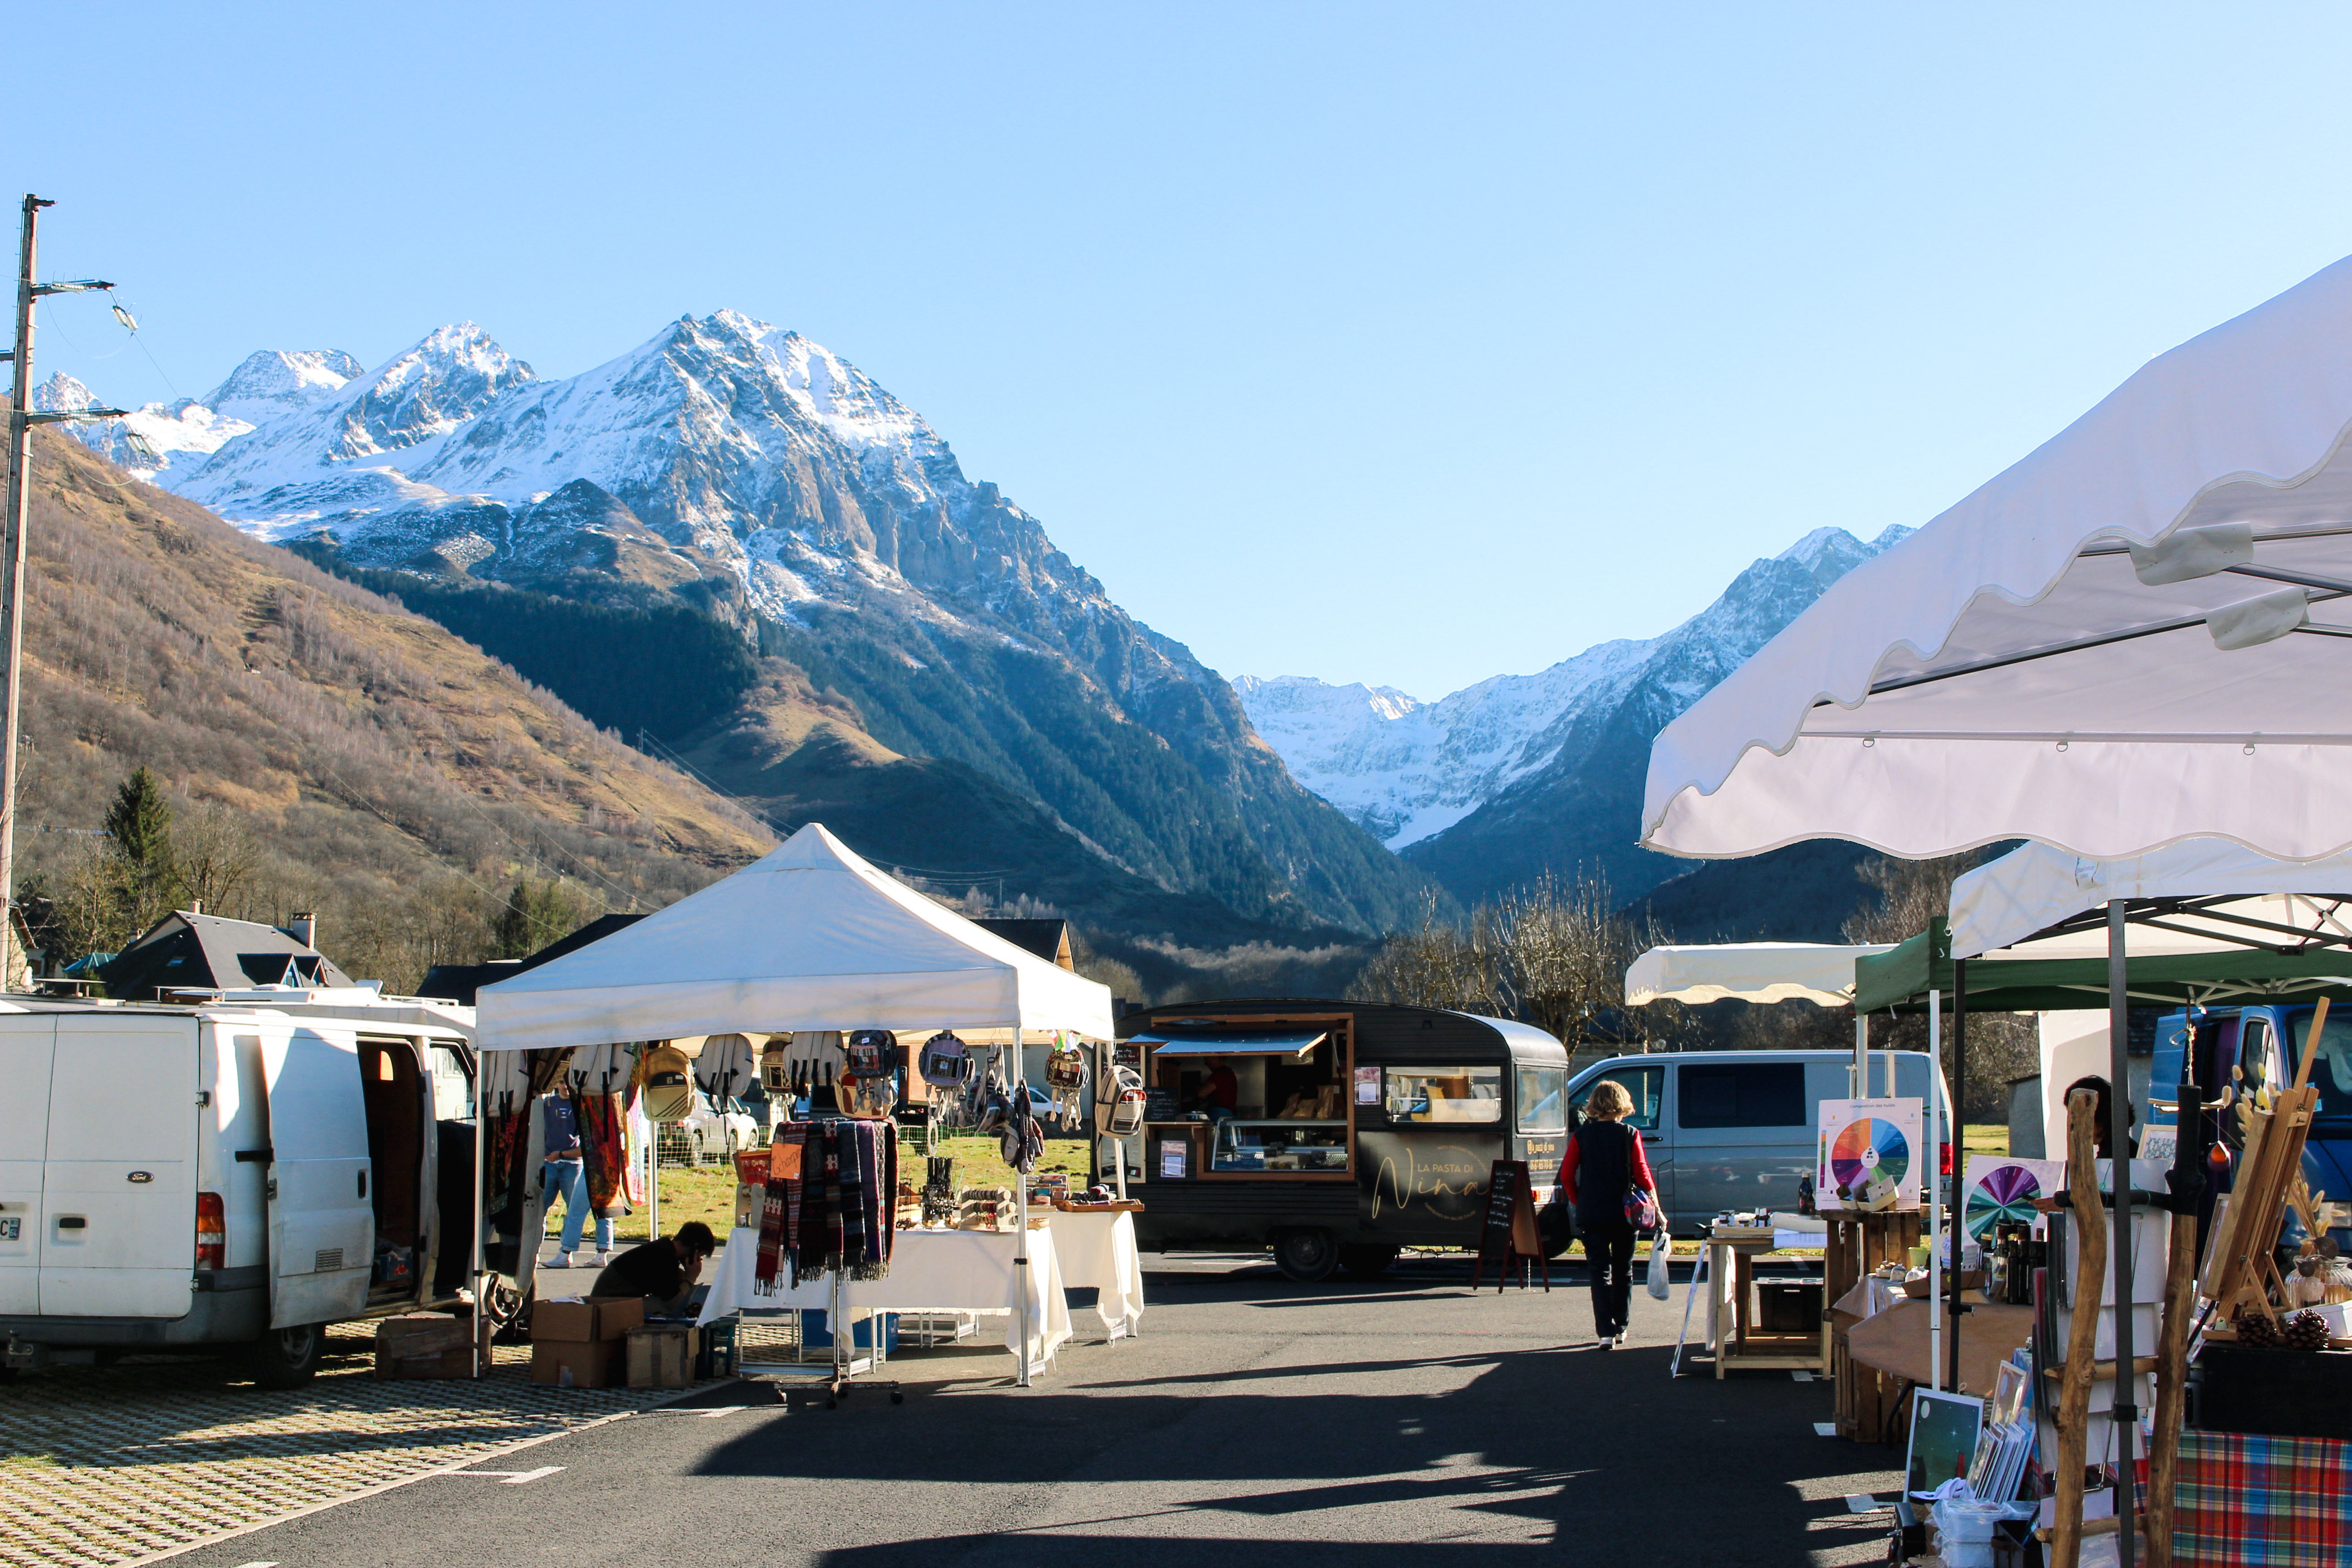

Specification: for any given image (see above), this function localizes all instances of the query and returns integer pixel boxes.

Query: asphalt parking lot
[127,1253,1900,1568]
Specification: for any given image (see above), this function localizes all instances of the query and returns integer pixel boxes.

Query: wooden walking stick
[2052,1087,2107,1568]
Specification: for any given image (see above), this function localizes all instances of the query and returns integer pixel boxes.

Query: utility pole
[0,195,124,989]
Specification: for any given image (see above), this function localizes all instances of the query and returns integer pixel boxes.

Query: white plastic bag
[1646,1227,1672,1299]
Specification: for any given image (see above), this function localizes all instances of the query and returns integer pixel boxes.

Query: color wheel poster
[1960,1156,2063,1241]
[1816,1098,1925,1212]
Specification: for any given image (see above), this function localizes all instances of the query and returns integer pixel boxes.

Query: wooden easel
[2200,999,2326,1328]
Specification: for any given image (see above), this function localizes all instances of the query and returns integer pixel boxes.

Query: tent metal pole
[472,1064,485,1379]
[1950,959,1968,1393]
[1928,988,1942,1393]
[1015,1026,1032,1388]
[2109,899,2138,1568]
[1854,1010,1867,1097]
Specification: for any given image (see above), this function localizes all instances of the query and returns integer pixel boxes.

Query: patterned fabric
[762,1119,896,1287]
[2179,1428,2352,1567]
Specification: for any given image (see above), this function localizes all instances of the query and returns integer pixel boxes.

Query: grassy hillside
[11,425,774,988]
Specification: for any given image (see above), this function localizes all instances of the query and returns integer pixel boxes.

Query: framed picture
[1907,1387,1985,1496]
[1354,1065,1382,1106]
[1157,1138,1189,1180]
[1989,1358,2029,1429]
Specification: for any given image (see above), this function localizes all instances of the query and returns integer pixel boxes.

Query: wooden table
[1705,1225,1831,1379]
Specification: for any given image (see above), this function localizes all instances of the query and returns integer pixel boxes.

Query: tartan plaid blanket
[2180,1428,2352,1567]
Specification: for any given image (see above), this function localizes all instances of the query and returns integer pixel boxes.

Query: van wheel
[1272,1229,1338,1284]
[1339,1244,1398,1279]
[244,1323,324,1389]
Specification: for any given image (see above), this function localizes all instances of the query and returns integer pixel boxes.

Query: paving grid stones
[0,1333,686,1568]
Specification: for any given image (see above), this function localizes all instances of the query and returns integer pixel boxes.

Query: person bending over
[593,1221,718,1316]
[1557,1079,1657,1348]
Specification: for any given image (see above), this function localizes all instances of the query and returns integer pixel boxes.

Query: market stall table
[699,1225,1072,1367]
[1044,1208,1145,1341]
[1704,1225,1830,1379]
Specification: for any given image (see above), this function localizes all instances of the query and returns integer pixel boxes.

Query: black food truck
[1106,1000,1573,1281]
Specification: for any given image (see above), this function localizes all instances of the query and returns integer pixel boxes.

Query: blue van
[2146,1004,2352,1250]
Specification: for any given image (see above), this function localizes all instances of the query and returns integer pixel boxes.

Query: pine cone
[2285,1310,2333,1352]
[2237,1309,2283,1348]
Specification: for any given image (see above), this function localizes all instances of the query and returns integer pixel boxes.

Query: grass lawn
[1963,1122,2009,1158]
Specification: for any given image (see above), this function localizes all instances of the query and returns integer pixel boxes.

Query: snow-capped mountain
[58,314,1434,939]
[1240,524,1911,908]
[1235,630,1659,848]
[32,350,363,487]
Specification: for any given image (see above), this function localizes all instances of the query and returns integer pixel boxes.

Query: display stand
[1469,1159,1548,1292]
[735,1266,902,1408]
[1827,1210,1924,1442]
[1705,1223,1828,1378]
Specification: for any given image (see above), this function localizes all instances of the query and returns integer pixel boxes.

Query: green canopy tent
[1855,916,2352,1018]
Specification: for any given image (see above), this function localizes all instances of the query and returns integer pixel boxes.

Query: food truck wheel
[243,1323,325,1389]
[1539,1205,1575,1260]
[1338,1244,1398,1278]
[1272,1228,1338,1283]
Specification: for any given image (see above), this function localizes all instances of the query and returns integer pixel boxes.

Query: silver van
[1563,1049,1947,1235]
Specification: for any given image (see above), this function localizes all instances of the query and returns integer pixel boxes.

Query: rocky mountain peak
[202,349,363,424]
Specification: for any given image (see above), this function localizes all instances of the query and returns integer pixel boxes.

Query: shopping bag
[1645,1226,1672,1300]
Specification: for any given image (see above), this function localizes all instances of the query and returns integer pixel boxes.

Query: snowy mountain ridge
[1236,523,1911,851]
[54,311,1435,939]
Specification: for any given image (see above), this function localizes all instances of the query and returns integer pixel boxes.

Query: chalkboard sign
[1470,1158,1548,1292]
[1143,1088,1181,1122]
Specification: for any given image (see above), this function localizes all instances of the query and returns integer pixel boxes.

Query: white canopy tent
[1631,260,2352,1564]
[476,822,1114,1051]
[1624,941,1892,1007]
[1949,838,2352,961]
[1642,253,2352,867]
[471,822,1113,1387]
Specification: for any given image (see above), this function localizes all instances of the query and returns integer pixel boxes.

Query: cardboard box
[533,1295,645,1343]
[372,1312,485,1380]
[626,1325,695,1389]
[529,1338,623,1388]
[377,1345,478,1380]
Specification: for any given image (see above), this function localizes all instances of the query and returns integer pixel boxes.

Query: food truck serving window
[1385,1067,1502,1123]
[1141,1032,1327,1058]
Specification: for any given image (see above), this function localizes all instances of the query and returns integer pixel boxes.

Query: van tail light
[196,1192,225,1270]
[1939,1143,1954,1177]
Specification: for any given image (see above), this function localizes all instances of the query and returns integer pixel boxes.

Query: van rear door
[260,1025,373,1328]
[42,1016,198,1317]
[0,1016,54,1313]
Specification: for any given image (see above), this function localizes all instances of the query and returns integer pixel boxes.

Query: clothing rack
[736,1113,902,1407]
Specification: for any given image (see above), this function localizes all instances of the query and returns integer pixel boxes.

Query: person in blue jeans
[541,1083,611,1268]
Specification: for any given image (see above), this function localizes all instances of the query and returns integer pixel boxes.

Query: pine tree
[103,768,178,935]
[104,767,174,877]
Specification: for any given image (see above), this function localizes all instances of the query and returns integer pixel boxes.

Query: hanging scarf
[581,1091,635,1217]
[754,1179,787,1294]
[486,1102,527,1220]
[839,1120,869,1280]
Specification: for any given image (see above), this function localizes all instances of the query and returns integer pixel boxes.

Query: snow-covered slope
[1238,525,1910,857]
[32,350,362,486]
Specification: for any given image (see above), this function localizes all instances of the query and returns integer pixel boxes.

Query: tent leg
[472,1080,485,1379]
[1950,957,1968,1393]
[1854,1012,1867,1098]
[1015,1027,1031,1388]
[1928,987,1942,1394]
[2109,899,2138,1568]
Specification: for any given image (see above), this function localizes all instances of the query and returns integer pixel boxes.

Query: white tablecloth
[1046,1209,1145,1336]
[698,1225,1073,1364]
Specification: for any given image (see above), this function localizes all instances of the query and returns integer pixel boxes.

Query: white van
[0,991,477,1387]
[1563,1049,1949,1235]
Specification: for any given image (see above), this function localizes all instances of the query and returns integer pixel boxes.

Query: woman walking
[1556,1079,1657,1348]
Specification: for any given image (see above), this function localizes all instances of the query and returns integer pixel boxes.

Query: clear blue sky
[15,5,2352,699]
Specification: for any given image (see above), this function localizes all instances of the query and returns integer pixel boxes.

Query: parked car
[677,1092,758,1164]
